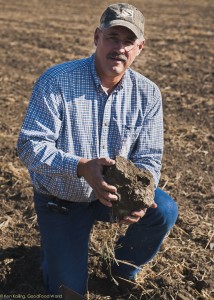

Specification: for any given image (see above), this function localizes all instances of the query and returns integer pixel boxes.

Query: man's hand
[120,202,157,225]
[77,157,118,207]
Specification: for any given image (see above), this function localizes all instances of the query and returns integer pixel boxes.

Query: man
[17,3,178,297]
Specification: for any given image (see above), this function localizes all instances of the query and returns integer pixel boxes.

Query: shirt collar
[89,54,102,89]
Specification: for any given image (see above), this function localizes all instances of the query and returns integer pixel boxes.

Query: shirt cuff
[63,154,82,178]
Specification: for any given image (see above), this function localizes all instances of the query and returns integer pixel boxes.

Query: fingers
[99,179,117,194]
[95,188,118,202]
[98,198,112,208]
[77,157,119,207]
[120,216,141,225]
[120,211,145,224]
[77,157,115,178]
[97,157,115,166]
[120,203,157,225]
[131,209,147,218]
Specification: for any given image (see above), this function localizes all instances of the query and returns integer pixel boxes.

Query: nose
[113,41,126,53]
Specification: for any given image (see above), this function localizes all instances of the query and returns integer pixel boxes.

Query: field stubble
[0,0,213,299]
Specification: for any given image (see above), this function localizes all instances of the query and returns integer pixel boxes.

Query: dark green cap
[100,3,145,39]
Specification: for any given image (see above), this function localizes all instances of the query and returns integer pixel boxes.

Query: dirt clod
[104,156,155,220]
[0,0,213,298]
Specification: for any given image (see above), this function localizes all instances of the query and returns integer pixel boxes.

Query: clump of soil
[104,156,155,220]
[0,0,213,299]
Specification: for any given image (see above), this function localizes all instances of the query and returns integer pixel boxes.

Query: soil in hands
[0,0,213,299]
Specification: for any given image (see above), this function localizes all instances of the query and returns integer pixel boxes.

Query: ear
[137,40,145,56]
[94,27,100,47]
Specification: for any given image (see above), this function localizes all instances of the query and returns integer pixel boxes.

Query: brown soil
[104,156,154,220]
[0,0,213,299]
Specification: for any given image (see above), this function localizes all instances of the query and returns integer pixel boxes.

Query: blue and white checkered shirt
[17,54,163,202]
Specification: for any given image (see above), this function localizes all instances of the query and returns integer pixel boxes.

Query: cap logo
[119,8,133,19]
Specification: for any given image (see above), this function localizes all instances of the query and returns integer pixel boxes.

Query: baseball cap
[100,3,145,39]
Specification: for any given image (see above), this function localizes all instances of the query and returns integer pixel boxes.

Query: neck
[101,76,122,94]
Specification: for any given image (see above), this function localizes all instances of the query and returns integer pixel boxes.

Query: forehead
[103,26,137,39]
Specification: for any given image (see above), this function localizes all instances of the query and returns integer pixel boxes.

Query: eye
[108,36,119,42]
[124,40,135,46]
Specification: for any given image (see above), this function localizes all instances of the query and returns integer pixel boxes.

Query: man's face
[94,26,144,80]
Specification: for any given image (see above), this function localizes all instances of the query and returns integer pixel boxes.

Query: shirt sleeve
[17,75,81,178]
[131,85,164,188]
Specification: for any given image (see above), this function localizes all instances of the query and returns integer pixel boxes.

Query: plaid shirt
[17,54,163,202]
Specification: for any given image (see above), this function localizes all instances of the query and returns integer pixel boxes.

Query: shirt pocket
[119,124,141,158]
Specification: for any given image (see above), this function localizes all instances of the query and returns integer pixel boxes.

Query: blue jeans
[34,188,178,296]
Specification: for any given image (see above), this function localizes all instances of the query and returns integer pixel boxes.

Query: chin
[111,66,125,75]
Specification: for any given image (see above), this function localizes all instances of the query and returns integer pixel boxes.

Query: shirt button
[104,122,108,126]
[102,145,105,149]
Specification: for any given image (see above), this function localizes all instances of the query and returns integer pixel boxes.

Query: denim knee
[119,189,178,249]
[151,188,178,233]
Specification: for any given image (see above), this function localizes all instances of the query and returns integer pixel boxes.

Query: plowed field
[0,0,213,299]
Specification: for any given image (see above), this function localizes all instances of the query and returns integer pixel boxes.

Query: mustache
[107,52,127,62]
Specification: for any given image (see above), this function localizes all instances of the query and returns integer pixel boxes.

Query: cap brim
[101,19,143,39]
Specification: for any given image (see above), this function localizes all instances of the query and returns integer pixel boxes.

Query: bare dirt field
[0,0,213,299]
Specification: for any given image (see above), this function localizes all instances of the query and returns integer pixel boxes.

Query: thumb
[151,202,157,208]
